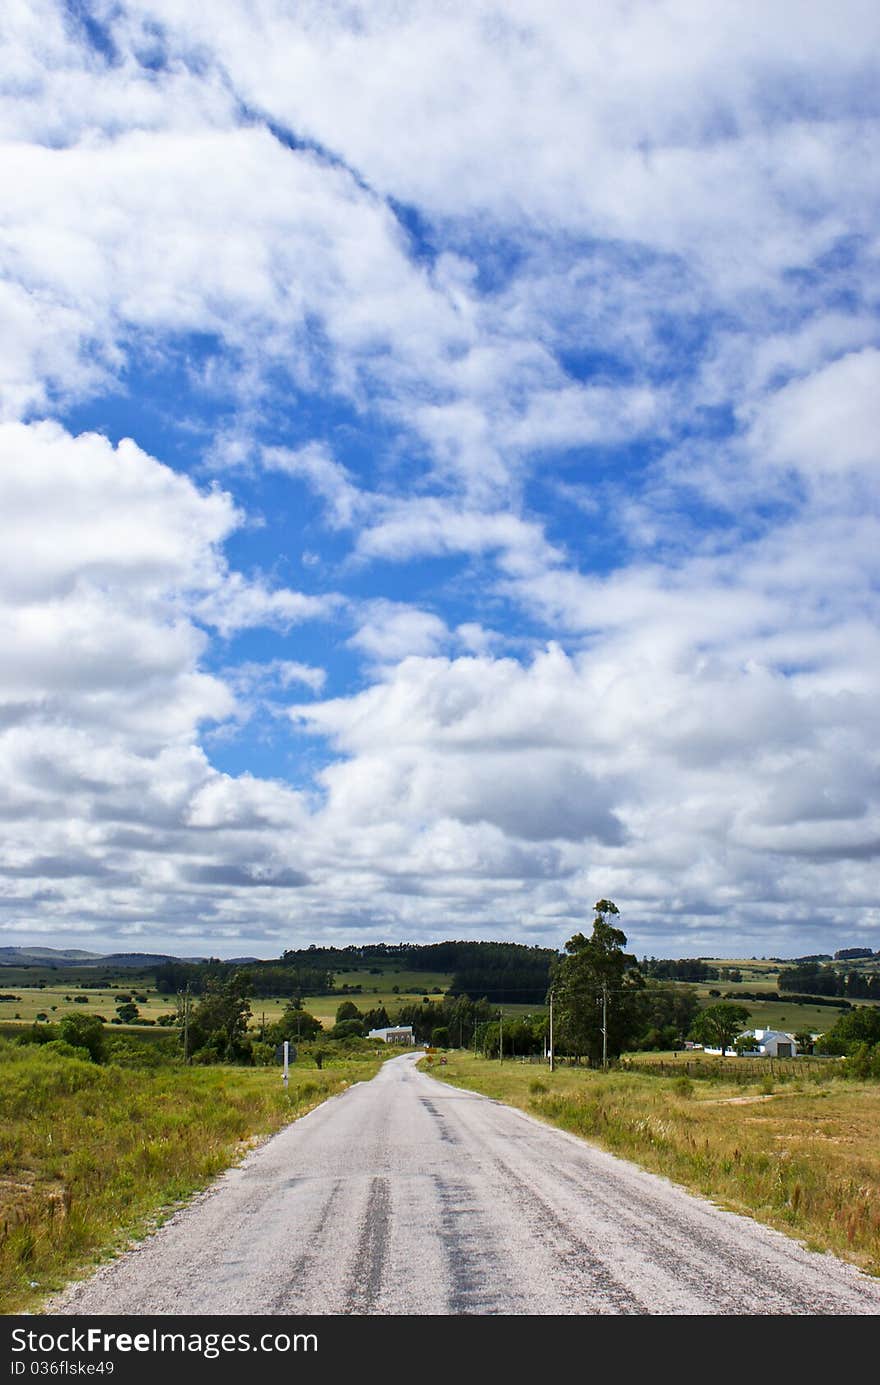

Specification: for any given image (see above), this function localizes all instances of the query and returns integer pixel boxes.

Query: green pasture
[0,985,176,1027]
[328,967,451,993]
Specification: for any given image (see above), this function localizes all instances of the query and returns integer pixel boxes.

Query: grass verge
[0,1039,381,1314]
[426,1053,880,1275]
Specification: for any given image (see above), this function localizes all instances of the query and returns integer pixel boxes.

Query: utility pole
[549,989,555,1072]
[601,981,608,1071]
[181,984,191,1065]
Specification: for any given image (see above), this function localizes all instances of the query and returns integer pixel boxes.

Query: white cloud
[112,2,879,285]
[193,575,337,639]
[348,602,449,663]
[0,421,236,601]
[262,443,368,530]
[747,348,880,477]
[0,3,878,953]
[0,421,330,943]
[226,661,327,696]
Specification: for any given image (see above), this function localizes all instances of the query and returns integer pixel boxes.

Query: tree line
[778,962,880,1000]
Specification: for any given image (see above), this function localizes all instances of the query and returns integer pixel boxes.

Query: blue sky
[1,1,879,959]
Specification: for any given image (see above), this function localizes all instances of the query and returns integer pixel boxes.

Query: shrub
[40,1040,91,1061]
[59,1013,106,1064]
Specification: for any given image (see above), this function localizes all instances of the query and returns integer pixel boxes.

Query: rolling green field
[2,951,876,1045]
[0,970,454,1032]
[0,985,177,1027]
[427,1053,880,1275]
[0,1039,385,1315]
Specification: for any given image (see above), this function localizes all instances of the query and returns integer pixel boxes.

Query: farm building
[736,1028,799,1058]
[367,1024,415,1045]
[701,1028,799,1058]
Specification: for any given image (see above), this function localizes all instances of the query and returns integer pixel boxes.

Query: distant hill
[0,946,103,964]
[0,946,207,968]
[99,952,207,968]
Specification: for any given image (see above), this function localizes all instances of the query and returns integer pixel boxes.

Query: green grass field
[427,1053,880,1276]
[0,976,451,1032]
[0,1040,385,1314]
[0,984,177,1027]
[1,952,875,1044]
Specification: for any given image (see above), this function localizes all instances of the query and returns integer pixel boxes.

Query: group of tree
[778,962,880,1000]
[547,902,796,1060]
[814,1005,880,1078]
[446,943,555,1004]
[640,958,720,982]
[151,941,564,1005]
[155,958,334,999]
[183,977,327,1064]
[687,1003,751,1056]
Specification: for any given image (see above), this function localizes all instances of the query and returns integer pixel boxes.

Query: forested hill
[152,940,557,1002]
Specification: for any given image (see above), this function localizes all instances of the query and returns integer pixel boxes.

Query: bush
[843,1042,880,1080]
[335,1001,362,1024]
[19,1024,60,1045]
[59,1013,106,1063]
[40,1039,91,1061]
[329,1019,364,1039]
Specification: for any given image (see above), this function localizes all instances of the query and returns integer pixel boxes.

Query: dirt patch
[701,1094,778,1106]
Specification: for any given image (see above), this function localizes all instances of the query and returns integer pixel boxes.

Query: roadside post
[283,1039,289,1088]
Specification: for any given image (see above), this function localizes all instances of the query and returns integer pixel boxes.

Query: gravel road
[48,1053,880,1316]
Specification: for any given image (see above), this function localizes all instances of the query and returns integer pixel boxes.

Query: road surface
[48,1053,880,1315]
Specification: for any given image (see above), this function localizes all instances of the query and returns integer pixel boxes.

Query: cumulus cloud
[0,2,878,954]
[349,602,449,663]
[746,348,880,478]
[0,421,325,941]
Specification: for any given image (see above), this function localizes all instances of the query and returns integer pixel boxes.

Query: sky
[1,0,879,961]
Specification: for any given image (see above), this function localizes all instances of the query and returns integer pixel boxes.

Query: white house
[736,1028,798,1058]
[700,1028,799,1057]
[367,1025,415,1045]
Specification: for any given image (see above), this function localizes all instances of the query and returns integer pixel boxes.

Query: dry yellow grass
[429,1054,880,1275]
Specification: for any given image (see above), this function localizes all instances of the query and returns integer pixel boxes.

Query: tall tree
[688,1003,751,1056]
[187,971,253,1061]
[551,900,644,1064]
[59,1011,106,1063]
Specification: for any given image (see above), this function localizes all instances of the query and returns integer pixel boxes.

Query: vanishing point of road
[49,1053,880,1316]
